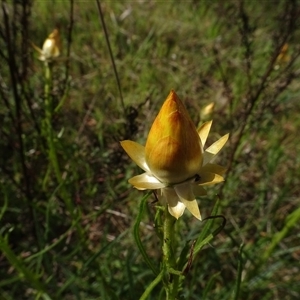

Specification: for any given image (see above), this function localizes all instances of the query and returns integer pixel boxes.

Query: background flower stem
[43,62,83,239]
[44,62,62,184]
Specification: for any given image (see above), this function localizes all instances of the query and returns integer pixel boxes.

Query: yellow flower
[32,29,61,62]
[121,90,229,220]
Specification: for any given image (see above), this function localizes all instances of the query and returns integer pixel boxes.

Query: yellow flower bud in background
[41,28,61,60]
[32,29,61,62]
[199,102,214,124]
[145,90,203,184]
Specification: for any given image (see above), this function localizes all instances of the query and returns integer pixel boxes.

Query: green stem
[162,206,180,299]
[162,207,176,269]
[44,62,63,184]
[43,62,83,239]
[44,63,72,210]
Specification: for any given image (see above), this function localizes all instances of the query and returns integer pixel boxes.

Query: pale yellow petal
[181,199,201,220]
[197,172,224,186]
[174,182,194,200]
[129,173,165,190]
[162,187,185,219]
[120,140,150,172]
[193,185,207,196]
[42,39,55,57]
[205,134,229,155]
[199,163,227,176]
[203,133,229,165]
[174,183,201,220]
[202,152,214,166]
[168,201,186,219]
[198,120,212,147]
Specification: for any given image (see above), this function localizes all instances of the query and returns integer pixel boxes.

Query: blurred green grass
[1,0,300,299]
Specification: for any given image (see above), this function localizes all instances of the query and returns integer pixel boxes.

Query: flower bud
[145,90,203,184]
[41,29,61,60]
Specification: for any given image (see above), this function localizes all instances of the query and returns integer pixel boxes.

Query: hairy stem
[162,207,180,299]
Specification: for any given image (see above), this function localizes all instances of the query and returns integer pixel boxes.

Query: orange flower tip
[145,90,203,184]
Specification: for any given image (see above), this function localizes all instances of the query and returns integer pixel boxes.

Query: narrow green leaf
[133,192,158,275]
[194,198,220,256]
[139,270,164,300]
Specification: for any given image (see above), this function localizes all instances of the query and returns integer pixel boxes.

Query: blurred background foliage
[1,0,300,299]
